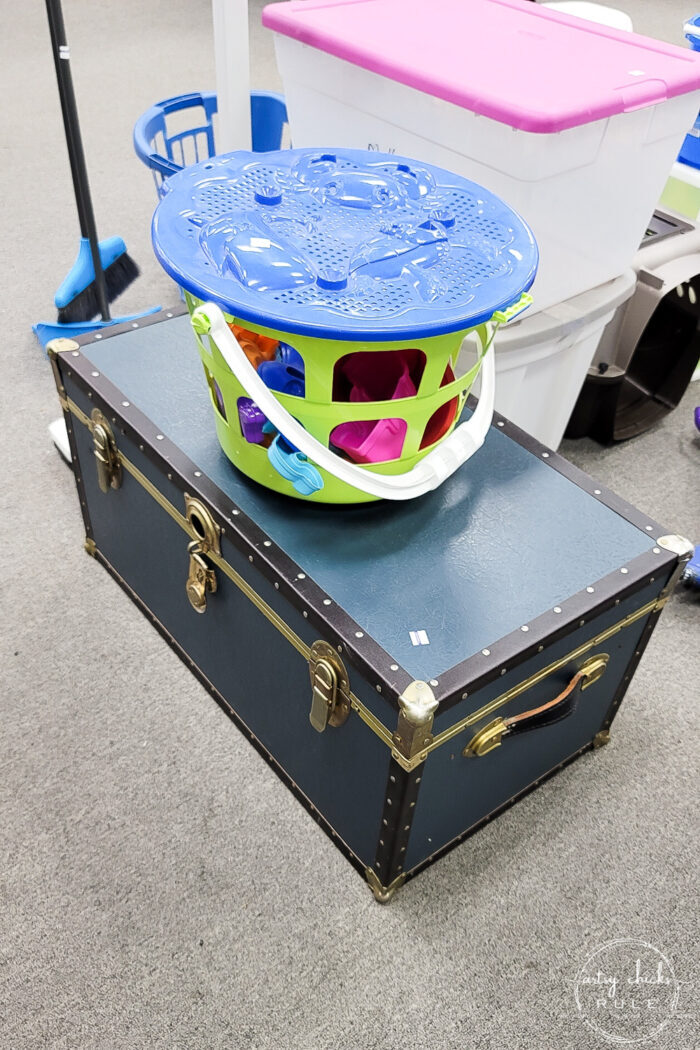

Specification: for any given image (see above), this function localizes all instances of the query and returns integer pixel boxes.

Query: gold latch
[186,541,217,613]
[184,494,221,613]
[91,409,121,493]
[308,641,351,733]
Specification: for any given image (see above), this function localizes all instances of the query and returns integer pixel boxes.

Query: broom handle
[45,0,110,320]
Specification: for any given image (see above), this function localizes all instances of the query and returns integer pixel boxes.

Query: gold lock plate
[91,409,121,493]
[308,641,351,732]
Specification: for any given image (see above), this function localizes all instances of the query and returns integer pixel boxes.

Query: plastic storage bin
[542,2,632,32]
[461,269,635,449]
[263,0,700,314]
[151,148,537,503]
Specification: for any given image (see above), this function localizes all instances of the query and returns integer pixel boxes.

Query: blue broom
[45,0,139,324]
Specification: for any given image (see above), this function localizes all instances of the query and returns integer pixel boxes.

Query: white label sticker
[409,630,430,647]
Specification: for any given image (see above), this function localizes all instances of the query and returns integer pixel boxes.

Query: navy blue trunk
[49,308,690,901]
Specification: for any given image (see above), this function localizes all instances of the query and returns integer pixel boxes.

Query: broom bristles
[56,252,140,324]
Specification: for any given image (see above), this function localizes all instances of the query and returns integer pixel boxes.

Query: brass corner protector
[656,535,695,561]
[655,535,695,609]
[84,537,97,557]
[392,681,439,771]
[46,337,80,358]
[593,729,611,749]
[365,867,406,904]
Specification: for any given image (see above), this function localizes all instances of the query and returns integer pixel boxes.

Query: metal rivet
[156,434,164,441]
[302,611,308,618]
[482,648,490,656]
[579,619,585,627]
[620,567,628,574]
[615,599,620,606]
[403,825,410,831]
[323,599,331,606]
[379,839,384,846]
[355,631,364,638]
[652,548,661,555]
[263,540,272,547]
[232,509,240,516]
[415,777,421,784]
[91,371,99,378]
[594,488,601,495]
[71,350,79,357]
[390,664,399,672]
[462,691,468,700]
[138,444,143,451]
[131,322,139,329]
[337,645,343,653]
[274,582,279,590]
[375,861,381,869]
[429,679,438,687]
[645,525,653,532]
[376,685,382,693]
[390,775,396,783]
[649,577,654,584]
[386,798,392,805]
[397,866,402,872]
[520,625,529,632]
[297,573,306,579]
[410,801,415,807]
[194,471,202,478]
[538,645,544,652]
[248,555,254,563]
[382,819,388,826]
[553,606,562,614]
[166,312,173,318]
[400,846,406,853]
[497,420,504,427]
[586,586,594,593]
[94,334,102,340]
[542,452,550,458]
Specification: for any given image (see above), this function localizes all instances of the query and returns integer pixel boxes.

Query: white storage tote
[262,0,700,314]
[458,270,636,449]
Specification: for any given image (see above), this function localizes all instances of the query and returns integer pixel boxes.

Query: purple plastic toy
[238,397,267,444]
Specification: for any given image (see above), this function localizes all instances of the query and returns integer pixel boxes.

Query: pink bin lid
[262,0,700,133]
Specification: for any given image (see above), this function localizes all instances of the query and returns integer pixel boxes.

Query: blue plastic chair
[133,90,288,198]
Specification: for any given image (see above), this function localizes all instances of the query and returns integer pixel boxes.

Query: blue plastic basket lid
[151,148,538,341]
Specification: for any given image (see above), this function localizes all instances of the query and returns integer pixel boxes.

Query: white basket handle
[192,299,529,500]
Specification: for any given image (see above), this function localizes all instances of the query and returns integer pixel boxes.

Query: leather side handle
[463,653,608,758]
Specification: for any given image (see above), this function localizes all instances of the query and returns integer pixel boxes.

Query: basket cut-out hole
[332,348,426,403]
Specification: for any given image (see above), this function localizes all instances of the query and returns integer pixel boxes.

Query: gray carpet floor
[1,1,698,1047]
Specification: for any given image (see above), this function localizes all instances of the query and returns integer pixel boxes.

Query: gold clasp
[308,641,351,732]
[186,541,217,613]
[91,409,121,493]
[184,494,221,613]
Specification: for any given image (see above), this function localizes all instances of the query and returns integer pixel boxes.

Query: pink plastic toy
[331,351,418,462]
